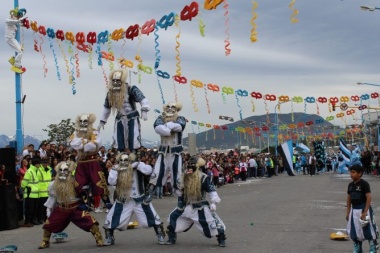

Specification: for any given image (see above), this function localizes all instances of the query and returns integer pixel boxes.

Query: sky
[2,0,380,146]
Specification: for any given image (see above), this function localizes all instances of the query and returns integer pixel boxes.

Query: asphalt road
[2,172,380,253]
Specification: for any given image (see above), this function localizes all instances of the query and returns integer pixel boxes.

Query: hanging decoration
[289,0,299,23]
[38,25,48,77]
[250,0,258,43]
[223,0,231,56]
[46,27,61,80]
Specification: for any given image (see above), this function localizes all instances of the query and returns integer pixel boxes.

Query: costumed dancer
[145,101,186,203]
[166,156,226,247]
[38,161,103,249]
[97,69,150,152]
[103,152,165,246]
[70,113,111,211]
[346,164,379,253]
[5,8,26,73]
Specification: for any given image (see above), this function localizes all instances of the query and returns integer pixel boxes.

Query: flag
[277,140,295,176]
[339,138,351,173]
[295,143,310,153]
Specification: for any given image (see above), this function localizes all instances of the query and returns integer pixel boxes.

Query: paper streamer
[96,43,102,66]
[33,37,39,52]
[154,25,161,69]
[251,99,255,112]
[235,91,243,120]
[38,34,48,77]
[174,15,182,77]
[107,35,114,71]
[75,49,80,78]
[198,7,206,36]
[223,0,231,56]
[95,42,108,87]
[88,46,93,70]
[67,41,76,94]
[250,1,258,42]
[155,70,166,105]
[172,78,178,102]
[135,55,143,83]
[47,33,61,80]
[289,0,299,23]
[222,92,226,104]
[204,83,211,114]
[190,85,199,112]
[56,38,71,84]
[264,98,269,124]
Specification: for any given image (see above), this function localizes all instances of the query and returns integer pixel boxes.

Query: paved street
[2,172,380,253]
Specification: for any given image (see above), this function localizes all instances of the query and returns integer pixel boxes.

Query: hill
[183,112,342,150]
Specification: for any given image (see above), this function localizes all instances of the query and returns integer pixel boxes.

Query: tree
[42,119,75,145]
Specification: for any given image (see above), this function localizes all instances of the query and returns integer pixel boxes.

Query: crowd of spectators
[3,140,380,228]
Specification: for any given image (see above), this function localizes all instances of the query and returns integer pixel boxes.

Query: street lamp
[357,82,380,87]
[360,6,380,11]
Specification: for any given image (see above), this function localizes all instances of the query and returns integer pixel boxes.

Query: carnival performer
[145,101,186,203]
[97,69,150,152]
[70,113,111,211]
[103,152,165,246]
[38,161,103,249]
[5,8,26,71]
[166,156,226,247]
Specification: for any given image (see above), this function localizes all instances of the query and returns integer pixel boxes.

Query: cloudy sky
[2,0,380,146]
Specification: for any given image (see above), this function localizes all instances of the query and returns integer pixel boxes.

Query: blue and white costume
[149,114,186,189]
[166,156,226,247]
[103,153,165,246]
[98,69,150,151]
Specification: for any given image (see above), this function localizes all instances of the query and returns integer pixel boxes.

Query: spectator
[212,164,220,187]
[21,157,41,227]
[239,158,248,181]
[248,156,257,178]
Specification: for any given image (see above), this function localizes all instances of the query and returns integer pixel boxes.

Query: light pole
[360,6,380,11]
[12,0,24,154]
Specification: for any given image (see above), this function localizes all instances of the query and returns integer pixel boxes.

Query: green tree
[42,119,75,145]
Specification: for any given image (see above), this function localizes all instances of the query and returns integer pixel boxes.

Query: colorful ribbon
[223,0,231,56]
[174,15,182,77]
[155,70,165,105]
[250,1,258,42]
[289,0,299,23]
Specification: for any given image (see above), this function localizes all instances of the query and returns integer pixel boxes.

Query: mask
[58,162,70,180]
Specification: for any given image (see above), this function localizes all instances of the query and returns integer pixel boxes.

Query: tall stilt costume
[38,161,103,249]
[166,156,227,247]
[70,113,110,210]
[103,152,165,246]
[97,69,150,151]
[146,101,186,203]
